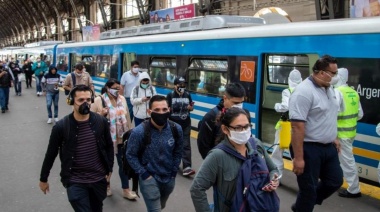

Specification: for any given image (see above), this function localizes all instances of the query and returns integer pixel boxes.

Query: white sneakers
[47,118,59,124]
[37,92,42,96]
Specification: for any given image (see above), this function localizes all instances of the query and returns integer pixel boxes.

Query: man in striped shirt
[39,85,114,212]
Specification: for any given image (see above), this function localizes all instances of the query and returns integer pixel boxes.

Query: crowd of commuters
[18,56,377,212]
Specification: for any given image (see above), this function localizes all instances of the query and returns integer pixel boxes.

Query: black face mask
[78,102,90,115]
[150,112,170,126]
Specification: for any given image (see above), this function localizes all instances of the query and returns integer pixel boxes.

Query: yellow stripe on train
[353,147,380,161]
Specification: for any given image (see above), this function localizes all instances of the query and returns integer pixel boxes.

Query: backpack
[121,119,180,177]
[215,138,280,212]
[197,106,219,130]
[65,73,76,95]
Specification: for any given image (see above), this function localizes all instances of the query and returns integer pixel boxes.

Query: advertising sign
[350,0,380,18]
[150,3,196,23]
[82,24,101,41]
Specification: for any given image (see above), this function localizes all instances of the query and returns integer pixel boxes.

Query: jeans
[134,117,146,127]
[66,179,107,212]
[126,98,134,122]
[181,124,192,169]
[0,87,7,110]
[0,87,9,110]
[139,177,175,212]
[14,77,21,94]
[36,75,42,92]
[291,142,343,212]
[46,92,59,118]
[116,145,129,189]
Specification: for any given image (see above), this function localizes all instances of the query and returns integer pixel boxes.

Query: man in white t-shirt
[120,60,140,121]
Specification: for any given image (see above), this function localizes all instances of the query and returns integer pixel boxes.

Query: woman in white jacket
[130,71,157,126]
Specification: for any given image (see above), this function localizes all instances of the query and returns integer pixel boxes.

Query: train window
[149,57,176,88]
[79,55,112,78]
[57,55,68,72]
[110,54,119,79]
[188,59,228,96]
[267,54,309,84]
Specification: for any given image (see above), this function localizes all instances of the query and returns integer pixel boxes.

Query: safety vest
[337,86,360,138]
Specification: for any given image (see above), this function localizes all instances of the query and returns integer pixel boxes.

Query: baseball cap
[174,76,187,85]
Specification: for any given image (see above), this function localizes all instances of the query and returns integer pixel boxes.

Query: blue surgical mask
[141,83,149,89]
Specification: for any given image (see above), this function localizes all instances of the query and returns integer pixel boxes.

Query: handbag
[18,73,26,81]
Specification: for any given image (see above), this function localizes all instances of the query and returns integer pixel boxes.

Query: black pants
[25,74,33,88]
[291,142,343,212]
[66,179,107,212]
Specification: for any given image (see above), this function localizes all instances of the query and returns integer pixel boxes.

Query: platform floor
[0,87,379,211]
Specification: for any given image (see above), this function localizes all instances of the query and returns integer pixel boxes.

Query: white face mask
[109,88,119,97]
[228,128,251,145]
[232,103,243,109]
[330,76,339,86]
[376,123,380,136]
[132,67,139,73]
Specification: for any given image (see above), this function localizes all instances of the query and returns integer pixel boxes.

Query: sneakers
[123,190,137,200]
[183,167,196,176]
[47,118,52,124]
[338,190,361,198]
[37,92,40,96]
[54,118,59,122]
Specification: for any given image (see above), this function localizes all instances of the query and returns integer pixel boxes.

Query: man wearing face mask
[126,95,183,211]
[271,69,302,178]
[333,68,363,198]
[39,85,114,212]
[63,63,94,95]
[130,71,157,126]
[197,83,246,159]
[32,57,47,96]
[167,77,195,176]
[120,60,141,121]
[289,55,344,212]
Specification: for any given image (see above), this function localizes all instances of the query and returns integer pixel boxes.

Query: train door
[120,53,136,79]
[259,54,318,146]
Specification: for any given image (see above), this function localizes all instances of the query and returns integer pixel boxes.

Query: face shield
[334,68,348,88]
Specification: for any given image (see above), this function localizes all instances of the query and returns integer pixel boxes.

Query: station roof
[0,0,89,39]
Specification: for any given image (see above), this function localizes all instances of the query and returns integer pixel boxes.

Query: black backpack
[121,119,180,178]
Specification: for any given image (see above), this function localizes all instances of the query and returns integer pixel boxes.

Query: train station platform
[0,87,379,212]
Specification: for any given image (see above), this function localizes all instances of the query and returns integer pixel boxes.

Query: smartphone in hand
[262,174,282,190]
[190,101,195,106]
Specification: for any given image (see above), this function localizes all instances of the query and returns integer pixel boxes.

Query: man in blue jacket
[127,95,183,211]
[32,57,47,96]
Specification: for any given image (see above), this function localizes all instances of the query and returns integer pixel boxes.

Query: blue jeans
[291,142,343,212]
[134,117,146,127]
[66,179,107,212]
[35,75,42,92]
[116,145,129,189]
[126,98,134,122]
[14,77,21,94]
[46,92,59,118]
[139,177,175,212]
[0,87,9,110]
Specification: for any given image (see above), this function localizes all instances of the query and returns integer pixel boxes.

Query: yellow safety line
[191,130,380,200]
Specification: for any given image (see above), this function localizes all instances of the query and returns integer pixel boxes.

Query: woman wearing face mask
[32,57,47,96]
[130,72,157,127]
[190,107,280,212]
[90,78,136,200]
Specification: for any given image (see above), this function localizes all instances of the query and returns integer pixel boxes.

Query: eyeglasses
[228,124,252,132]
[323,70,337,76]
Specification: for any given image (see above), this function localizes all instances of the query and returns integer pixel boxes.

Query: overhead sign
[149,3,196,23]
[82,24,101,41]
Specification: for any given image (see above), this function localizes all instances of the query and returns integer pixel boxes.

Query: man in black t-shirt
[167,77,195,176]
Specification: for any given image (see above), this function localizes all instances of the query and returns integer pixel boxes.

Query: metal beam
[95,0,111,30]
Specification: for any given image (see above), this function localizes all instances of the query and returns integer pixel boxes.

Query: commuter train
[3,15,380,185]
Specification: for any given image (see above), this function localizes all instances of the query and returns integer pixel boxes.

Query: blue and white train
[6,15,380,185]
